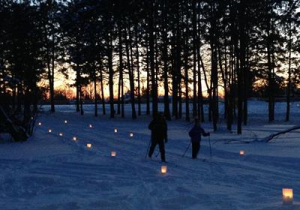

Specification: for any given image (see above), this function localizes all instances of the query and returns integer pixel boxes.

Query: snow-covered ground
[0,101,300,210]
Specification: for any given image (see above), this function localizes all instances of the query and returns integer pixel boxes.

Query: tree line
[0,0,299,135]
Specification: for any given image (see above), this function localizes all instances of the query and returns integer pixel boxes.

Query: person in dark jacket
[148,113,168,162]
[188,118,210,159]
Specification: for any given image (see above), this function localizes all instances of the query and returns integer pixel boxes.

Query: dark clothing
[149,140,165,162]
[189,125,209,159]
[148,118,168,141]
[192,142,200,159]
[189,126,209,143]
[148,117,168,162]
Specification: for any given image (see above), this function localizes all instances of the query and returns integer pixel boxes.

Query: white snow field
[0,101,300,210]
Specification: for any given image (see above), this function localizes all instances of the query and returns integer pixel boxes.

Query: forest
[0,0,299,141]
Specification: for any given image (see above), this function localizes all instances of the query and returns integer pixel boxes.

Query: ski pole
[145,139,151,158]
[182,142,191,157]
[208,135,212,158]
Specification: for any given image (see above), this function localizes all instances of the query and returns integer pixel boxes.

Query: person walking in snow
[148,113,168,162]
[188,118,210,159]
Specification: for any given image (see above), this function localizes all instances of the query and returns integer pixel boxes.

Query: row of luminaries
[37,120,294,205]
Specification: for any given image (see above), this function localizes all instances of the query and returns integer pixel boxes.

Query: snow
[0,101,300,210]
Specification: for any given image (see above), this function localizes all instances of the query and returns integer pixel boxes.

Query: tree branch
[261,125,300,142]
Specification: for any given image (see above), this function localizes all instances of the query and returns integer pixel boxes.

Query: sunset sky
[47,67,211,100]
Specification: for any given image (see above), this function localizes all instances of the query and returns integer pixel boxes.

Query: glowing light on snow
[130,132,133,137]
[161,165,167,174]
[240,150,245,156]
[73,136,77,141]
[282,188,293,205]
[38,122,42,126]
[114,128,118,133]
[111,151,116,157]
[48,129,52,133]
[64,120,68,124]
[86,143,92,148]
[59,132,63,137]
[89,124,93,128]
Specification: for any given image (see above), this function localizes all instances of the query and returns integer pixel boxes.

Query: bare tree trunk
[93,67,98,117]
[163,57,171,120]
[237,0,246,134]
[172,38,178,119]
[117,30,122,115]
[146,44,150,115]
[99,63,106,115]
[179,81,182,119]
[266,1,274,122]
[49,68,55,113]
[184,34,190,121]
[45,30,55,113]
[198,49,210,122]
[125,26,137,119]
[223,42,232,131]
[229,0,237,129]
[197,54,204,122]
[118,26,124,117]
[80,84,84,115]
[108,35,115,118]
[286,14,292,121]
[172,10,181,119]
[162,0,171,121]
[243,46,249,126]
[210,2,218,131]
[121,73,124,118]
[192,0,197,118]
[196,5,205,122]
[76,63,80,113]
[135,26,141,116]
[149,2,158,116]
[227,39,234,131]
[50,35,55,112]
[117,72,121,115]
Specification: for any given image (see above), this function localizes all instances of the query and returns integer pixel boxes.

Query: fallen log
[261,125,300,142]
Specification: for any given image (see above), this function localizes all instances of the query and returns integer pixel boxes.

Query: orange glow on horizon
[39,68,221,100]
[41,83,218,100]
